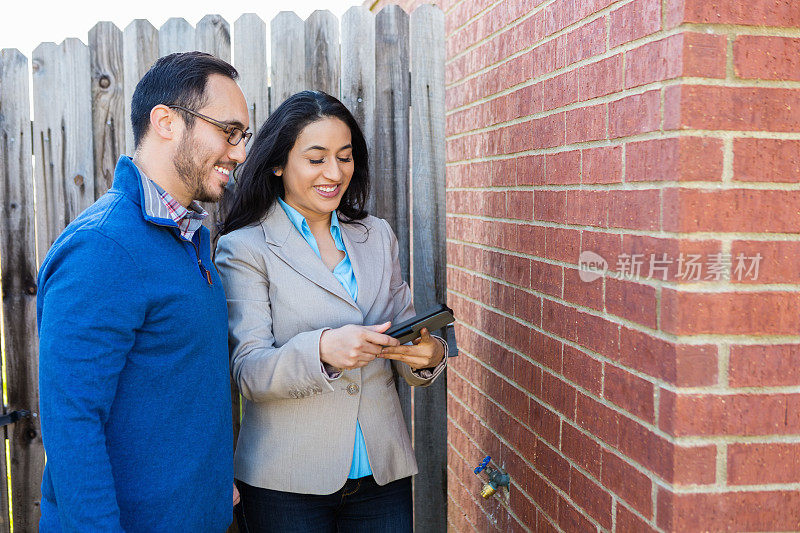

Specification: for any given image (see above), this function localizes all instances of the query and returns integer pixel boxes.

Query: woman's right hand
[319,321,401,370]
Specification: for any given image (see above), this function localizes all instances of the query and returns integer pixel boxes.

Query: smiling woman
[214,90,447,532]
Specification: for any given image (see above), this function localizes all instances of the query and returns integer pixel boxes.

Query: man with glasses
[37,51,250,531]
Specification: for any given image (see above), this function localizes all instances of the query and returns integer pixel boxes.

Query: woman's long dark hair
[219,90,370,236]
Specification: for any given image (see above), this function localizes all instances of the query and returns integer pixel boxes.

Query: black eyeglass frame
[167,105,252,146]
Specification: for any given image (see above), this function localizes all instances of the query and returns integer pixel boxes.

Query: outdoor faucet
[473,455,510,498]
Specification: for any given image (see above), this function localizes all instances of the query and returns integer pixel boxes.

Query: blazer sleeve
[382,218,447,387]
[215,231,336,402]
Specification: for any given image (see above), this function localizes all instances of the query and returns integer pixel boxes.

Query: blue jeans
[236,476,412,533]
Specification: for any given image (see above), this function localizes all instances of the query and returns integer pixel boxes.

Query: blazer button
[346,383,360,395]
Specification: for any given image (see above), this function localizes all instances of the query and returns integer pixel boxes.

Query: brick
[530,112,566,150]
[514,224,547,257]
[731,240,800,284]
[576,393,620,448]
[566,103,606,144]
[565,190,609,227]
[626,33,726,88]
[561,421,602,477]
[660,391,800,437]
[735,35,800,81]
[730,344,800,387]
[666,85,800,132]
[581,231,622,265]
[669,0,800,28]
[604,365,655,422]
[609,0,661,48]
[663,188,800,233]
[542,227,581,264]
[609,90,661,138]
[564,17,606,67]
[545,150,581,184]
[619,327,718,386]
[530,397,562,447]
[531,330,562,373]
[574,311,620,360]
[626,137,724,182]
[616,505,657,533]
[542,372,577,418]
[534,190,566,223]
[536,440,571,492]
[516,154,545,186]
[618,415,674,481]
[672,440,717,485]
[530,37,566,81]
[734,138,800,183]
[729,442,800,485]
[558,496,596,533]
[531,260,562,298]
[582,145,622,184]
[562,345,602,396]
[605,277,657,329]
[619,234,723,282]
[563,267,603,311]
[601,451,653,517]
[661,289,800,335]
[608,189,660,230]
[513,287,541,325]
[580,54,623,100]
[657,488,800,531]
[542,70,579,109]
[569,468,613,529]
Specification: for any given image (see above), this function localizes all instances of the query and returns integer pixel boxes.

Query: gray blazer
[215,204,446,495]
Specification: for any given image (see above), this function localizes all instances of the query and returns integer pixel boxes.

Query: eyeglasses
[167,105,252,146]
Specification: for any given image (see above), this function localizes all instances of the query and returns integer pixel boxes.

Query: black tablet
[386,304,455,344]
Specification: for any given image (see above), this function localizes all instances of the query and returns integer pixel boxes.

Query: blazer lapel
[340,219,381,316]
[260,205,359,311]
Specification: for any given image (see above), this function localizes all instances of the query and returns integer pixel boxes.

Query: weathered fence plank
[341,6,375,206]
[374,5,412,434]
[30,37,94,530]
[123,20,159,156]
[409,6,447,532]
[234,14,268,137]
[196,14,231,238]
[305,10,340,97]
[159,17,195,56]
[270,12,305,111]
[33,39,96,265]
[0,48,34,533]
[89,22,125,197]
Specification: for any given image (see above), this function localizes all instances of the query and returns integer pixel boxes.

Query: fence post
[89,22,125,197]
[305,11,340,97]
[159,18,195,57]
[270,12,305,112]
[122,20,159,157]
[410,6,447,532]
[234,14,268,138]
[374,5,412,431]
[0,48,36,533]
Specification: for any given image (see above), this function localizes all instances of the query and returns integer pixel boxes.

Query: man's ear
[149,105,178,141]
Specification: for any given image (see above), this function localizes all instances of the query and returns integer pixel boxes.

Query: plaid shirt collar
[136,166,208,241]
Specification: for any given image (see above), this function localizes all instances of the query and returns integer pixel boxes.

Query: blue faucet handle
[474,455,491,474]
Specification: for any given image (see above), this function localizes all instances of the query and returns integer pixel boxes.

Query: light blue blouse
[278,198,372,479]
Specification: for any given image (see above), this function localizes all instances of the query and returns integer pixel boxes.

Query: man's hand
[320,322,401,370]
[233,483,240,506]
[378,328,444,370]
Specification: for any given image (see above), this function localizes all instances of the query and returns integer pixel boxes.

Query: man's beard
[173,130,222,204]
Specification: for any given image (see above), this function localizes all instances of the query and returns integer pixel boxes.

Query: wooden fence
[0,6,448,532]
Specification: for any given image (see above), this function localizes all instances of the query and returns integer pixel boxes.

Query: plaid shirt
[138,172,208,241]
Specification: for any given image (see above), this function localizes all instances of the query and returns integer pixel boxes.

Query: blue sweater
[37,157,232,532]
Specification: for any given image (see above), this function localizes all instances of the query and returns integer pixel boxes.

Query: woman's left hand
[378,328,444,371]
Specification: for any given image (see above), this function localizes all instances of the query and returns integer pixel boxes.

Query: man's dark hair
[130,51,239,149]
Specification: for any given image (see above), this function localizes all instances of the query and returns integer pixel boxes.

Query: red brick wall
[369,0,800,530]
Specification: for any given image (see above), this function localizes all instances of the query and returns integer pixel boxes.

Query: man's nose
[228,138,247,164]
